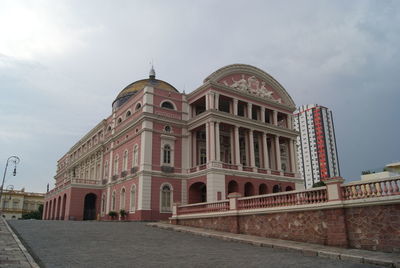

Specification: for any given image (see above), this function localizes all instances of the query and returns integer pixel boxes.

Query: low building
[44,64,303,221]
[361,162,400,181]
[1,189,45,219]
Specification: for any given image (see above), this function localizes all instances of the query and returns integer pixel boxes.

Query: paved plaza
[6,220,389,268]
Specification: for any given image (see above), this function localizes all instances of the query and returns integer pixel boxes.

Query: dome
[112,75,179,109]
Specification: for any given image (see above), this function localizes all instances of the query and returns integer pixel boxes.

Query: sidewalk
[0,218,39,268]
[147,222,400,268]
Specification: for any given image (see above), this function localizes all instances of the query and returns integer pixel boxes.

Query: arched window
[130,184,136,212]
[117,117,122,124]
[114,155,119,175]
[107,126,112,132]
[126,110,132,117]
[161,101,175,110]
[160,184,172,212]
[135,103,142,111]
[123,150,128,171]
[111,191,116,211]
[132,145,139,167]
[163,144,171,164]
[120,188,126,210]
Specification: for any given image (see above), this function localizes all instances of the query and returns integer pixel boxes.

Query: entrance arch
[286,186,293,191]
[188,182,207,204]
[273,184,282,193]
[259,183,268,195]
[83,193,97,220]
[61,194,67,220]
[227,180,239,194]
[57,196,61,220]
[244,182,255,197]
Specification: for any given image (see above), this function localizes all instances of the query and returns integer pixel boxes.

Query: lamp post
[0,156,20,215]
[1,185,14,212]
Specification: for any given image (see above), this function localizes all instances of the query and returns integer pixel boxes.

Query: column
[234,126,240,165]
[233,99,238,115]
[249,129,255,167]
[215,122,221,161]
[261,107,265,123]
[189,131,193,167]
[205,93,210,110]
[290,139,297,172]
[247,103,252,119]
[230,127,235,164]
[210,121,216,161]
[287,114,293,129]
[205,122,210,163]
[244,130,249,166]
[262,132,269,169]
[192,131,197,166]
[275,135,281,171]
[273,110,278,126]
[215,93,220,110]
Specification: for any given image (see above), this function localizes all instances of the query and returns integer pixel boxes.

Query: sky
[0,0,399,193]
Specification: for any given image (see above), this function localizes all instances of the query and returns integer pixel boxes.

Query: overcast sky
[1,0,399,193]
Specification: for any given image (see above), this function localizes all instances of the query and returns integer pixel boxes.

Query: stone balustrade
[171,176,400,253]
[177,200,230,215]
[341,176,400,200]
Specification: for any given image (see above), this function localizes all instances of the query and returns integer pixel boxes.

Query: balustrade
[341,177,400,200]
[178,200,230,215]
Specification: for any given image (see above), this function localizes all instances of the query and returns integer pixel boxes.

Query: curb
[3,219,40,268]
[147,222,400,268]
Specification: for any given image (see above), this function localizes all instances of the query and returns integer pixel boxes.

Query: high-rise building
[294,104,340,188]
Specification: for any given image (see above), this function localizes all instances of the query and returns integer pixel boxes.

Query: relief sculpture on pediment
[221,74,282,104]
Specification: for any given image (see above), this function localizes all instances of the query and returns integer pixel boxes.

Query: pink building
[43,64,303,221]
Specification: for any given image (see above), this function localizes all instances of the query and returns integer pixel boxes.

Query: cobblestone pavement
[8,220,385,268]
[0,218,38,268]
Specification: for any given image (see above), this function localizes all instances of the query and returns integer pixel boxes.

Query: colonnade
[189,121,297,173]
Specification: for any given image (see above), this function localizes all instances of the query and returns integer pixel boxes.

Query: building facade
[361,162,400,181]
[294,104,340,188]
[1,189,44,220]
[43,64,303,221]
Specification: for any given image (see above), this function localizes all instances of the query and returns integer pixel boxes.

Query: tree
[22,204,44,220]
[312,181,326,188]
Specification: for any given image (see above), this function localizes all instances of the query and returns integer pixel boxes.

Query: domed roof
[112,73,179,109]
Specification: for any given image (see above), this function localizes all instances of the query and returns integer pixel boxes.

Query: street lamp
[2,185,14,212]
[0,156,20,215]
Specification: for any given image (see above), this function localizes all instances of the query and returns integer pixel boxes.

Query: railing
[341,176,400,200]
[178,200,230,215]
[238,187,327,210]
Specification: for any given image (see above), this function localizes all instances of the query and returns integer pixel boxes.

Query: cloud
[1,0,399,192]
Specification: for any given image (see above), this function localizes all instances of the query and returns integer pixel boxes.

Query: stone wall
[346,204,400,252]
[174,204,400,253]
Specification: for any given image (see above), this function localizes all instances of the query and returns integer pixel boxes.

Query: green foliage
[21,205,44,220]
[119,209,127,217]
[108,211,118,219]
[312,181,326,188]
